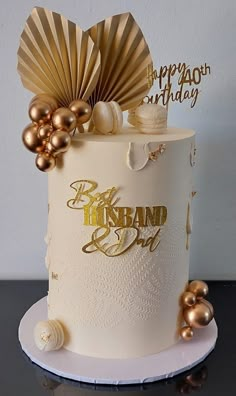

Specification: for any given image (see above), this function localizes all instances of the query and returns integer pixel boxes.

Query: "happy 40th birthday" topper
[146,62,211,108]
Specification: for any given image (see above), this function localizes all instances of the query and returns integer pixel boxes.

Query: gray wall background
[0,0,235,279]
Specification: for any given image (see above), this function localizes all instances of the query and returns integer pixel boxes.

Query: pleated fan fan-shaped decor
[87,13,153,111]
[17,7,101,107]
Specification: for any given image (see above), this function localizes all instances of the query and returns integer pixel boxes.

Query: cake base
[19,297,217,385]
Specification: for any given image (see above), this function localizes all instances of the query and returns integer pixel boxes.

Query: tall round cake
[18,7,215,382]
[46,126,195,358]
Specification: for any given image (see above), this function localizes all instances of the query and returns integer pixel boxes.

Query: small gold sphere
[50,130,71,153]
[183,302,213,329]
[180,326,193,341]
[52,108,77,132]
[35,152,56,172]
[45,138,70,156]
[22,123,44,153]
[29,101,52,124]
[38,124,54,141]
[188,280,208,300]
[30,94,58,111]
[45,142,57,155]
[182,291,196,307]
[202,299,214,319]
[69,100,92,124]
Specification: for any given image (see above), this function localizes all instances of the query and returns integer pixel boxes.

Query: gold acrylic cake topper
[145,62,211,109]
[17,7,153,171]
[67,180,167,257]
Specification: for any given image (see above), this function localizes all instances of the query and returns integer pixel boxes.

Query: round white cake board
[19,297,218,386]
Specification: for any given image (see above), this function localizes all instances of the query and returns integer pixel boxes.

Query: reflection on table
[32,359,208,395]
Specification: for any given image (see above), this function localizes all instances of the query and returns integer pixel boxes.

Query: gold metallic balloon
[50,131,71,153]
[30,94,58,111]
[52,108,77,132]
[188,280,208,300]
[183,302,213,328]
[202,299,214,319]
[29,101,52,124]
[69,100,92,124]
[38,124,54,141]
[182,291,196,307]
[22,123,44,153]
[35,152,56,172]
[180,326,193,341]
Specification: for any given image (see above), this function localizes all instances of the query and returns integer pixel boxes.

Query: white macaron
[92,101,123,134]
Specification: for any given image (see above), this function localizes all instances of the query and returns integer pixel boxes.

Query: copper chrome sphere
[201,299,214,317]
[52,108,77,132]
[180,326,194,341]
[38,124,54,141]
[183,301,213,328]
[22,124,44,153]
[49,131,71,153]
[182,291,196,307]
[188,280,209,300]
[69,100,92,124]
[29,101,52,124]
[35,152,56,172]
[45,142,57,155]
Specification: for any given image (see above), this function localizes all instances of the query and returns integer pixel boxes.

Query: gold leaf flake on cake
[87,13,153,111]
[17,7,101,106]
[186,202,192,250]
[52,272,59,280]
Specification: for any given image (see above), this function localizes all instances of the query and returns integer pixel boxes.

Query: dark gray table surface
[0,280,235,395]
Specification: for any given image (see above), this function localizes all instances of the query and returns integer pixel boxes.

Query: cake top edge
[73,126,195,143]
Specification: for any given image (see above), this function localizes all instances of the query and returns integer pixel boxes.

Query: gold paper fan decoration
[87,13,153,111]
[17,7,101,106]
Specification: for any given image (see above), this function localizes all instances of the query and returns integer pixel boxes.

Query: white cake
[18,8,215,370]
[46,126,195,358]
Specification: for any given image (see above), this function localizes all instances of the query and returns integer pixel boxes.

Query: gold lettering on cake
[146,62,211,108]
[82,205,167,228]
[67,180,119,209]
[67,180,167,257]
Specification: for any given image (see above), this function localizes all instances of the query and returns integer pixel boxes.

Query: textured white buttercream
[47,126,195,358]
